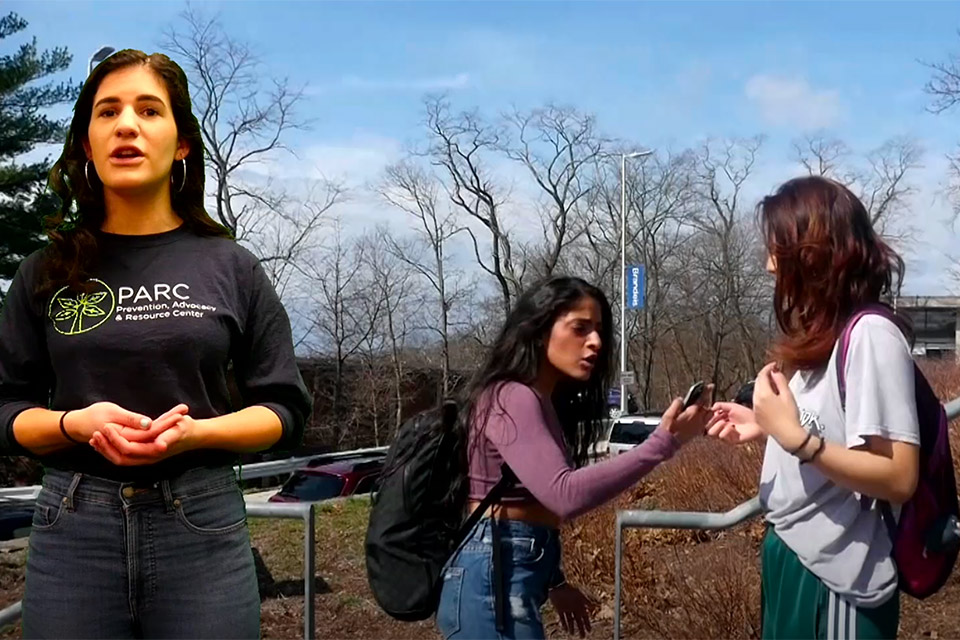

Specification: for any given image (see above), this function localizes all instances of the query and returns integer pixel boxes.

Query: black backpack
[365,400,515,621]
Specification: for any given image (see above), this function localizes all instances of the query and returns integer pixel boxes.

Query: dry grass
[250,498,439,640]
[560,360,960,639]
[562,438,765,639]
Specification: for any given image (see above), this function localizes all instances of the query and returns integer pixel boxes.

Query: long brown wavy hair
[759,175,906,371]
[41,49,229,297]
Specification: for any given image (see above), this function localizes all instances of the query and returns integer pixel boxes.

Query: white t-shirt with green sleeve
[760,314,920,608]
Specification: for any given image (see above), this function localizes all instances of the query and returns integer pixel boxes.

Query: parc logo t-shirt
[0,225,312,482]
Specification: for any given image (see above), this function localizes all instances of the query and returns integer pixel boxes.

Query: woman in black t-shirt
[0,49,311,638]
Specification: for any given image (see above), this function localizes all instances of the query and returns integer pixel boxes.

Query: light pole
[620,149,653,415]
[88,46,116,76]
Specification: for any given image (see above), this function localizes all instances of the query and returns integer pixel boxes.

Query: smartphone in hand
[682,381,706,409]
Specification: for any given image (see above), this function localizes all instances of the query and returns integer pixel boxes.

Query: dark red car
[268,455,384,503]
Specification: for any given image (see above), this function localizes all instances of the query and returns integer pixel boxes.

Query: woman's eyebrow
[93,94,166,109]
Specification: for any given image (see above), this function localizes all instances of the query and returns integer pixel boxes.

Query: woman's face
[83,65,188,196]
[544,295,603,383]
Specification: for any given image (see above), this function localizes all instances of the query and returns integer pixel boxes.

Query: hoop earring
[178,158,187,193]
[84,161,95,190]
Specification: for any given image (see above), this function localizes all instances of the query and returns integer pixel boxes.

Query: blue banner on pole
[626,265,644,310]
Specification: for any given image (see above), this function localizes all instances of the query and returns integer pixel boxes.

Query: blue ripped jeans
[436,517,561,640]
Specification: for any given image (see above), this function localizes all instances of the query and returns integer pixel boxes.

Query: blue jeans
[22,466,260,639]
[436,517,561,640]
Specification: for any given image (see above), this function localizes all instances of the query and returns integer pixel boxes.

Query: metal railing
[247,502,317,640]
[0,602,20,633]
[612,394,960,640]
[0,503,319,639]
[0,445,389,506]
[235,446,388,482]
[613,498,762,640]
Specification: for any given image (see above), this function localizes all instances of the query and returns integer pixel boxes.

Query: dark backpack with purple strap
[837,305,960,599]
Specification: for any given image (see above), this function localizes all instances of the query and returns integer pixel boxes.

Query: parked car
[0,503,34,541]
[606,412,662,457]
[268,455,385,503]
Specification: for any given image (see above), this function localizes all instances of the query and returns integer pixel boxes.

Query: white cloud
[236,134,403,186]
[216,135,410,243]
[298,135,403,185]
[12,142,62,166]
[452,29,545,89]
[306,74,471,96]
[282,136,408,234]
[745,74,844,130]
[339,73,470,92]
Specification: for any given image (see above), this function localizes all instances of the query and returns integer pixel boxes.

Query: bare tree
[301,221,379,446]
[424,95,520,319]
[924,35,960,115]
[793,134,852,178]
[924,36,960,224]
[359,229,417,439]
[501,105,605,283]
[247,178,346,296]
[860,138,923,236]
[948,153,960,224]
[572,148,703,407]
[691,137,769,392]
[353,283,389,447]
[627,150,707,407]
[949,253,960,293]
[793,133,922,240]
[379,161,462,394]
[162,6,323,261]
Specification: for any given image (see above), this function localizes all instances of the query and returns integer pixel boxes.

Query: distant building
[894,296,960,360]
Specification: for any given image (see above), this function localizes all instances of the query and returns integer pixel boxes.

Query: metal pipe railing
[0,503,318,640]
[613,498,762,640]
[612,394,960,640]
[0,601,21,632]
[234,447,388,481]
[247,502,317,640]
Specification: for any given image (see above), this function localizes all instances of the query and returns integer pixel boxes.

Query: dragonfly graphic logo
[48,279,116,336]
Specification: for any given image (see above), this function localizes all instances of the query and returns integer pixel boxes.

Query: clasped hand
[67,401,197,466]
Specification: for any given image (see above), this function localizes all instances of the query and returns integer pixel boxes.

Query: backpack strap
[835,305,899,539]
[453,463,517,632]
[454,463,517,544]
[836,305,890,405]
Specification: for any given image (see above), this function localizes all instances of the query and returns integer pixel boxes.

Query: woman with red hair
[707,176,919,639]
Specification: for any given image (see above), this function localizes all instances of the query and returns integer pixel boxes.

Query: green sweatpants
[761,528,899,640]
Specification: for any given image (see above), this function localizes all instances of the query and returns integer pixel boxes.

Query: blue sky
[13,0,960,293]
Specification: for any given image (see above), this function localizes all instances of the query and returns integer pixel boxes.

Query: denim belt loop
[161,479,177,513]
[65,473,83,511]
